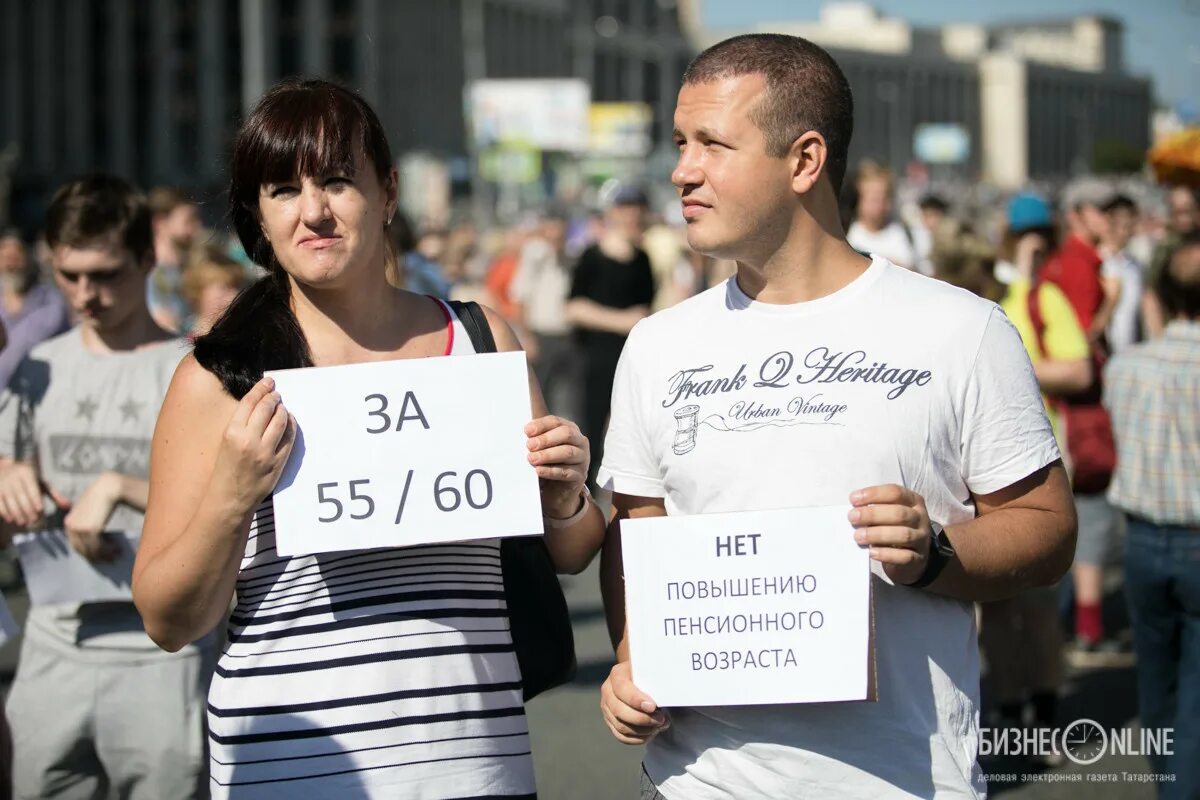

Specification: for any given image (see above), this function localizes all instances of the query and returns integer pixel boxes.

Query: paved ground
[0,557,1166,799]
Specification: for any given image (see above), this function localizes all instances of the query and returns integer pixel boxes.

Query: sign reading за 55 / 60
[266,351,544,556]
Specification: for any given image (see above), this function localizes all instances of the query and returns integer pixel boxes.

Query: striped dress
[207,303,536,799]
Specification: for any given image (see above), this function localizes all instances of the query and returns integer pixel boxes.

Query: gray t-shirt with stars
[0,327,187,535]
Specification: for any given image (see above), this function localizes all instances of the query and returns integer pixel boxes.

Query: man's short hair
[1102,193,1137,214]
[44,174,153,265]
[1062,178,1116,212]
[147,185,196,218]
[1157,229,1200,320]
[683,33,854,193]
[919,194,949,213]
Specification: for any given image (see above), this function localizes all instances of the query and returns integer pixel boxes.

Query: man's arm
[565,298,648,335]
[599,491,671,744]
[55,471,151,561]
[850,461,1076,603]
[1141,288,1165,338]
[0,458,44,541]
[1034,357,1092,396]
[100,472,149,510]
[1090,273,1121,341]
[935,462,1075,600]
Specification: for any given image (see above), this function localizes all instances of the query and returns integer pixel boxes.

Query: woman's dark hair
[1157,229,1200,320]
[194,79,394,398]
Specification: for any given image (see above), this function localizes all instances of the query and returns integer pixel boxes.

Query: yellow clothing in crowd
[1000,278,1090,439]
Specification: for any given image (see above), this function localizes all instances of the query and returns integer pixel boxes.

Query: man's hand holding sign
[849,484,939,587]
[601,483,939,745]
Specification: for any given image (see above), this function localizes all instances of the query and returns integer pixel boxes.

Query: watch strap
[907,522,951,589]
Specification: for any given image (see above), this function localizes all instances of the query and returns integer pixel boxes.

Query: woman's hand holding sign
[848,484,934,587]
[525,415,589,520]
[213,377,297,513]
[523,414,605,575]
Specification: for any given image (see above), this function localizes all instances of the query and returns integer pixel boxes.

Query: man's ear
[789,130,828,196]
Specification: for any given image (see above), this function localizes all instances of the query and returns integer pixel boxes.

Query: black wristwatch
[906,522,954,589]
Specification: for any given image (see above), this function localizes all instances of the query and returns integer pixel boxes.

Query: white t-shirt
[511,237,571,336]
[599,258,1059,800]
[1101,249,1143,354]
[847,220,918,271]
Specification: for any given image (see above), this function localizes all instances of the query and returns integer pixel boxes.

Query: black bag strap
[448,300,497,354]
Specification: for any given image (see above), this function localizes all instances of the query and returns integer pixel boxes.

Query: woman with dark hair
[131,79,605,798]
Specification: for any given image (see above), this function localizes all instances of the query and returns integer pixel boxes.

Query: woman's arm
[1034,357,1092,396]
[132,357,296,651]
[482,305,607,574]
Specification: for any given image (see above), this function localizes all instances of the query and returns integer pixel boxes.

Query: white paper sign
[267,351,544,556]
[622,506,871,707]
[13,530,138,606]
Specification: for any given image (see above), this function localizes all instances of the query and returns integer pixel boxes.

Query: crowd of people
[0,29,1194,800]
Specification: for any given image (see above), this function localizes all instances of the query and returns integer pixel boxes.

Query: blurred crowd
[0,157,1196,790]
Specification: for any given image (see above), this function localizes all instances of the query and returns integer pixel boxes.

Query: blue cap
[1007,193,1053,233]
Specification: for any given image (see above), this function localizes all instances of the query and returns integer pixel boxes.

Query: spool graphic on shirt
[673,404,700,455]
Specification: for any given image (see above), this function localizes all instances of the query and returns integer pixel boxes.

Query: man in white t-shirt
[511,211,578,417]
[846,159,918,271]
[1100,193,1144,354]
[598,33,1078,800]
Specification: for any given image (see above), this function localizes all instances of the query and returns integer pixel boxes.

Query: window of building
[330,0,356,84]
[277,0,301,78]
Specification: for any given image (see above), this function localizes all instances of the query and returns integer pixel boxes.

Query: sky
[700,0,1200,111]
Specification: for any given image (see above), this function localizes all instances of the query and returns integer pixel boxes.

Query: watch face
[1062,719,1107,765]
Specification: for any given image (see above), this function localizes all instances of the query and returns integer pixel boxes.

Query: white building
[687,2,1153,188]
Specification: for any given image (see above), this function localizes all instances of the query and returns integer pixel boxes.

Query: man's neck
[598,231,637,263]
[734,220,872,305]
[855,217,887,234]
[82,310,170,354]
[155,239,180,267]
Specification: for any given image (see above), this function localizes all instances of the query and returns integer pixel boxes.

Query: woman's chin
[288,261,355,289]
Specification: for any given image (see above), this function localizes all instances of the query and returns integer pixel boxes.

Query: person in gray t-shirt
[0,175,210,800]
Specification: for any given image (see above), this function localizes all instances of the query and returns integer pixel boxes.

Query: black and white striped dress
[207,304,537,799]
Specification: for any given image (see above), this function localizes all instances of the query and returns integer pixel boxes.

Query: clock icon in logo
[1061,719,1108,765]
